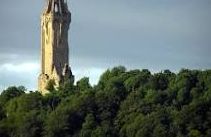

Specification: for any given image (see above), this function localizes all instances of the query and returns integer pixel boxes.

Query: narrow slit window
[54,4,59,13]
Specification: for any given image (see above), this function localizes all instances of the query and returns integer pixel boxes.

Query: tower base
[38,74,50,95]
[38,66,74,95]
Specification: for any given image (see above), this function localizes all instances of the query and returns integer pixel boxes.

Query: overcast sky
[0,0,211,91]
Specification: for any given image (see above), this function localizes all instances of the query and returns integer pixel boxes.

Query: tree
[0,67,211,137]
[77,77,92,92]
[46,80,56,92]
[0,86,25,106]
[17,110,44,137]
[79,114,96,137]
[151,73,169,91]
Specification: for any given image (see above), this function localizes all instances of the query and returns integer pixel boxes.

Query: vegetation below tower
[0,66,211,137]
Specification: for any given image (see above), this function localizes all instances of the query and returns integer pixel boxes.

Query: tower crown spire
[44,0,69,14]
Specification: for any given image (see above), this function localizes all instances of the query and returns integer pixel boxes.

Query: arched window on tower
[54,3,59,13]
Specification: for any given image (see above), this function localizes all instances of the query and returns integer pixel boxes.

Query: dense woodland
[0,66,211,137]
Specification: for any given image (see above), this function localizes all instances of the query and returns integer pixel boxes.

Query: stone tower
[38,0,74,94]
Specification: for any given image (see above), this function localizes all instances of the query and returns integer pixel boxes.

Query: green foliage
[77,77,92,92]
[0,86,25,106]
[0,67,211,137]
[79,114,96,137]
[46,79,56,92]
[58,78,75,94]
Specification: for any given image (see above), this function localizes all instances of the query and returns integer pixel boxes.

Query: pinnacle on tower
[44,0,70,15]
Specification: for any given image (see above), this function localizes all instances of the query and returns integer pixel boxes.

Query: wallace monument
[38,0,74,94]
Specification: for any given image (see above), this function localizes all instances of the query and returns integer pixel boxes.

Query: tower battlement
[38,0,74,94]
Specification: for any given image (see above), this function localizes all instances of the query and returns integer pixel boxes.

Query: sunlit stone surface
[38,0,74,94]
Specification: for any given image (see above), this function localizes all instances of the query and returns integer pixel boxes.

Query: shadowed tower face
[38,0,74,94]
